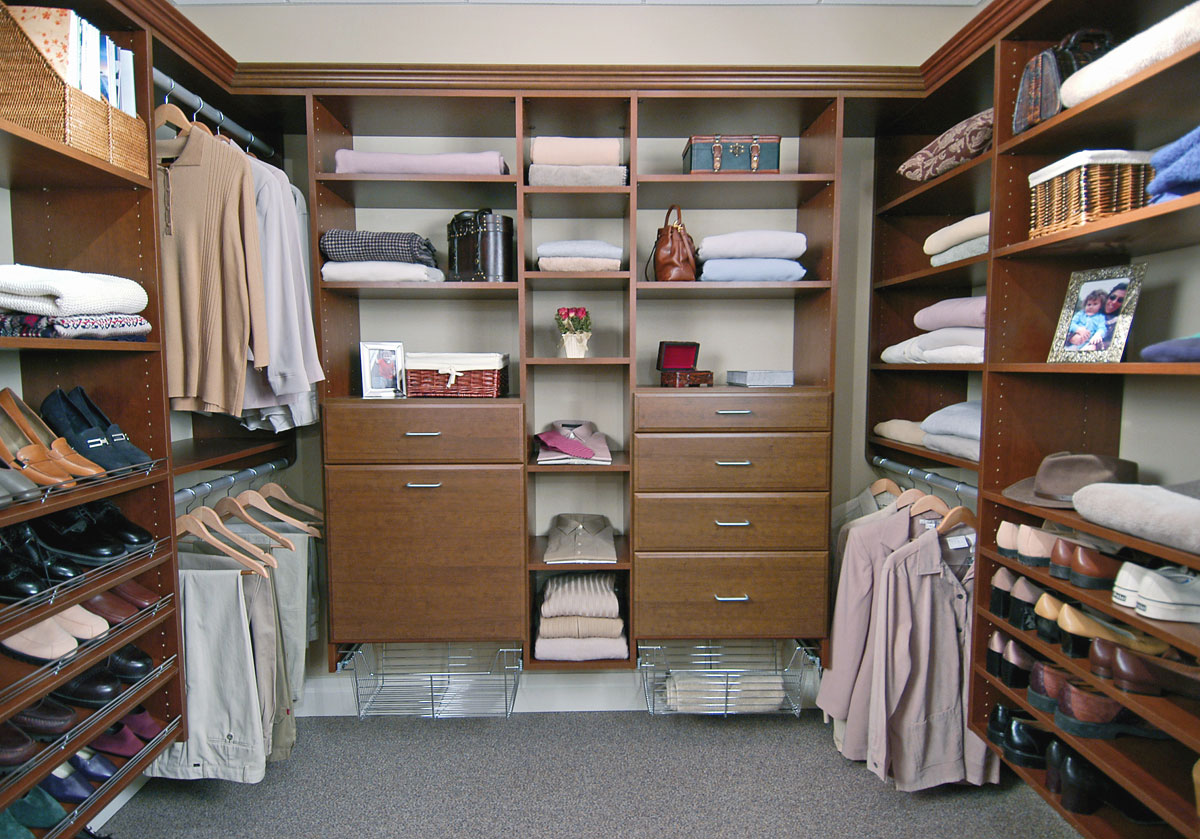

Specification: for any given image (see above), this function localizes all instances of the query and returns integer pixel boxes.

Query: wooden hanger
[259,482,324,524]
[237,489,321,537]
[153,103,191,135]
[937,505,979,534]
[190,119,213,135]
[910,494,951,517]
[214,495,295,551]
[175,513,269,578]
[193,506,278,567]
[869,477,902,497]
[895,488,925,508]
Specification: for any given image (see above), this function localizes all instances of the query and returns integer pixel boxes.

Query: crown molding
[920,0,1041,88]
[124,0,238,85]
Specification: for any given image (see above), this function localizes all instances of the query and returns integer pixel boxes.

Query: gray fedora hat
[1002,451,1138,509]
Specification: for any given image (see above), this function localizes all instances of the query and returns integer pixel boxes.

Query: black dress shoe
[1002,717,1055,769]
[12,697,78,740]
[1060,753,1165,824]
[80,500,153,549]
[0,721,38,769]
[107,643,152,683]
[0,554,45,602]
[1044,738,1072,795]
[30,508,127,566]
[66,387,151,466]
[986,703,1032,745]
[39,387,132,473]
[50,665,122,708]
[3,523,85,583]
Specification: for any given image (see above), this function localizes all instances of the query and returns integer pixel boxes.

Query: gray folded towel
[527,165,628,187]
[1073,481,1200,554]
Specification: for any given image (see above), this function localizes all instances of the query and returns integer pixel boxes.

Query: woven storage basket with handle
[1028,151,1153,239]
[405,352,509,398]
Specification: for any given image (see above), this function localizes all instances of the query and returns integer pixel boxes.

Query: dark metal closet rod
[871,455,978,501]
[152,68,276,159]
[173,457,291,507]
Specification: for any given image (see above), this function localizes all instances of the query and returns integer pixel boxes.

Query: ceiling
[174,0,984,7]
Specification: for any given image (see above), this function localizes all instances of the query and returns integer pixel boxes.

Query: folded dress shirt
[536,420,612,465]
[542,513,618,564]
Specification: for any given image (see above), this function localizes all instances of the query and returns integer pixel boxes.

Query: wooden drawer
[634,492,828,551]
[323,399,524,464]
[635,390,830,432]
[325,465,525,641]
[634,432,829,491]
[634,552,827,638]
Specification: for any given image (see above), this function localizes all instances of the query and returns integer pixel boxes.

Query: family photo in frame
[360,341,404,398]
[1047,264,1144,363]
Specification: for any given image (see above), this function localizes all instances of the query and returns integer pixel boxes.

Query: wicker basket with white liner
[404,351,509,398]
[1027,149,1153,239]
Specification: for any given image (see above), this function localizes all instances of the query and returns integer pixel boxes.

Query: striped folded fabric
[319,229,437,267]
[0,312,152,339]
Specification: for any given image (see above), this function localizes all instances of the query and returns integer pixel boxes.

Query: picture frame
[359,341,404,398]
[1047,264,1144,363]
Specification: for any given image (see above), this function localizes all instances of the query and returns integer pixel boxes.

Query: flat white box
[726,369,794,387]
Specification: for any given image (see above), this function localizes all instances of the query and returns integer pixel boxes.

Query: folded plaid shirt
[319,229,437,267]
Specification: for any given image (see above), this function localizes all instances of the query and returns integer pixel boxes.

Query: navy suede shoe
[66,387,152,467]
[39,389,131,474]
[38,762,94,804]
[68,747,117,783]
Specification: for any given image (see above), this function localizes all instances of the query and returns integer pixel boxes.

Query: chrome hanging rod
[173,457,291,507]
[871,456,978,502]
[152,68,276,159]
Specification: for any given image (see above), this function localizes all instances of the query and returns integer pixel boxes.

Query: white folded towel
[537,257,621,272]
[697,230,808,261]
[321,261,445,283]
[0,263,148,316]
[922,212,990,256]
[536,240,623,260]
[533,635,628,661]
[540,572,619,618]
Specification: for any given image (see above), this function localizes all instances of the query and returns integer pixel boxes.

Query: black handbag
[1013,29,1115,136]
[447,208,515,282]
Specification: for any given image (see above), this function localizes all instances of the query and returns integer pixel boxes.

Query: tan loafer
[1057,603,1170,658]
[0,388,103,479]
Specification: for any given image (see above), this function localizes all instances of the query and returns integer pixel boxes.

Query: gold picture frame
[1047,264,1144,363]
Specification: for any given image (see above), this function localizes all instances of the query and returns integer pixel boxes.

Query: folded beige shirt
[537,615,625,639]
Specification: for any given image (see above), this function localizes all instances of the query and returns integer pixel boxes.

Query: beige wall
[177,3,979,66]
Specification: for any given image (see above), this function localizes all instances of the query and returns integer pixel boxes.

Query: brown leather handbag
[646,205,697,282]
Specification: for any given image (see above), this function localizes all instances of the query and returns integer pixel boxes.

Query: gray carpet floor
[102,712,1078,839]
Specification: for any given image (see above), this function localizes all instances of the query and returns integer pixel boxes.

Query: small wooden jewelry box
[656,341,712,387]
[660,370,714,387]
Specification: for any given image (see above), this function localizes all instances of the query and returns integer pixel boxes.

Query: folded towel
[540,572,619,618]
[1140,333,1200,362]
[1060,1,1200,109]
[923,212,990,256]
[319,230,437,267]
[0,264,148,317]
[1148,126,1200,196]
[697,230,808,261]
[699,258,806,283]
[914,296,987,330]
[919,345,985,364]
[0,312,152,339]
[664,673,786,713]
[1152,122,1200,172]
[321,261,445,283]
[921,400,982,440]
[527,164,628,187]
[534,635,628,662]
[880,336,918,364]
[1027,150,1154,188]
[529,137,622,167]
[1074,481,1200,554]
[333,148,508,175]
[537,615,625,639]
[872,419,927,446]
[880,328,986,364]
[923,433,981,462]
[537,257,621,272]
[536,240,623,260]
[929,234,989,267]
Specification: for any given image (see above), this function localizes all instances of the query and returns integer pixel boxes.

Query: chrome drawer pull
[715,460,752,466]
[405,482,442,488]
[714,594,750,602]
[716,409,752,415]
[714,520,750,527]
[404,431,442,437]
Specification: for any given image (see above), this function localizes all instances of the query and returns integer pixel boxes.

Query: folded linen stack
[535,420,612,466]
[696,230,808,282]
[333,148,508,176]
[880,295,986,365]
[663,672,786,714]
[1147,123,1200,203]
[534,572,628,661]
[535,240,623,272]
[0,264,151,341]
[923,211,990,267]
[919,399,982,462]
[318,229,444,283]
[527,137,627,187]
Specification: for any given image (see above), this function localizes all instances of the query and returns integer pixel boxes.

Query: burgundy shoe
[83,591,137,624]
[121,706,165,741]
[1028,660,1071,712]
[1055,682,1170,740]
[111,579,160,609]
[0,721,38,769]
[89,723,142,758]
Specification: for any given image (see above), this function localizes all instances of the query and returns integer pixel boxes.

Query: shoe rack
[866,0,1200,836]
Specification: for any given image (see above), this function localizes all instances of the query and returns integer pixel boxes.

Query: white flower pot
[560,331,591,358]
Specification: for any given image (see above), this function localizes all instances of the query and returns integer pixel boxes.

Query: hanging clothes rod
[871,456,978,502]
[173,457,291,507]
[152,68,276,159]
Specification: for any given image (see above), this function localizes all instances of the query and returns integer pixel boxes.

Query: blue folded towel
[1151,123,1200,172]
[1140,333,1200,362]
[699,258,807,283]
[536,239,623,260]
[1148,124,1200,196]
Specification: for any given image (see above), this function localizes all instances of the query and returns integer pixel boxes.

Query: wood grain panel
[323,399,524,464]
[634,492,827,551]
[635,390,830,431]
[633,432,829,492]
[634,552,826,638]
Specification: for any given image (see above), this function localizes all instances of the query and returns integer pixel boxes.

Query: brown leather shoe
[1049,538,1075,580]
[1028,660,1071,712]
[1112,647,1200,699]
[1056,604,1170,658]
[1055,681,1169,739]
[1088,637,1118,680]
[112,579,161,609]
[0,408,74,487]
[0,721,38,768]
[0,388,103,479]
[1070,545,1123,590]
[83,591,138,624]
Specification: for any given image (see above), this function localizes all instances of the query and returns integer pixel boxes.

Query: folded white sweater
[0,264,148,316]
[922,212,990,256]
[540,572,619,618]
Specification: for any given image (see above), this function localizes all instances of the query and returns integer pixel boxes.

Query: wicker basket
[1028,151,1154,239]
[0,1,149,178]
[405,352,509,398]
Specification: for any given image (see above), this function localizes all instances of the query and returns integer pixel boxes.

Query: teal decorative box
[682,134,781,174]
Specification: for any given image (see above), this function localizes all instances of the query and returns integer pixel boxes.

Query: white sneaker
[1113,562,1184,608]
[1137,570,1200,623]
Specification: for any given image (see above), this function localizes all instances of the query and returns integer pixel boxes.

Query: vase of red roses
[555,306,592,358]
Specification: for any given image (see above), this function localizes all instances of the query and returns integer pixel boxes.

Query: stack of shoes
[533,572,627,661]
[1,522,85,585]
[40,386,152,474]
[527,137,627,187]
[696,229,808,283]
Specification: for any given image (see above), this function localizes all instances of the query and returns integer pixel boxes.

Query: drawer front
[323,400,524,464]
[635,552,827,638]
[635,390,830,432]
[326,465,525,641]
[634,432,829,491]
[634,493,828,551]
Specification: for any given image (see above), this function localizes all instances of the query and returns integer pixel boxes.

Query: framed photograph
[1047,265,1144,363]
[360,341,404,398]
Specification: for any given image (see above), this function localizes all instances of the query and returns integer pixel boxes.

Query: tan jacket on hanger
[158,129,268,416]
